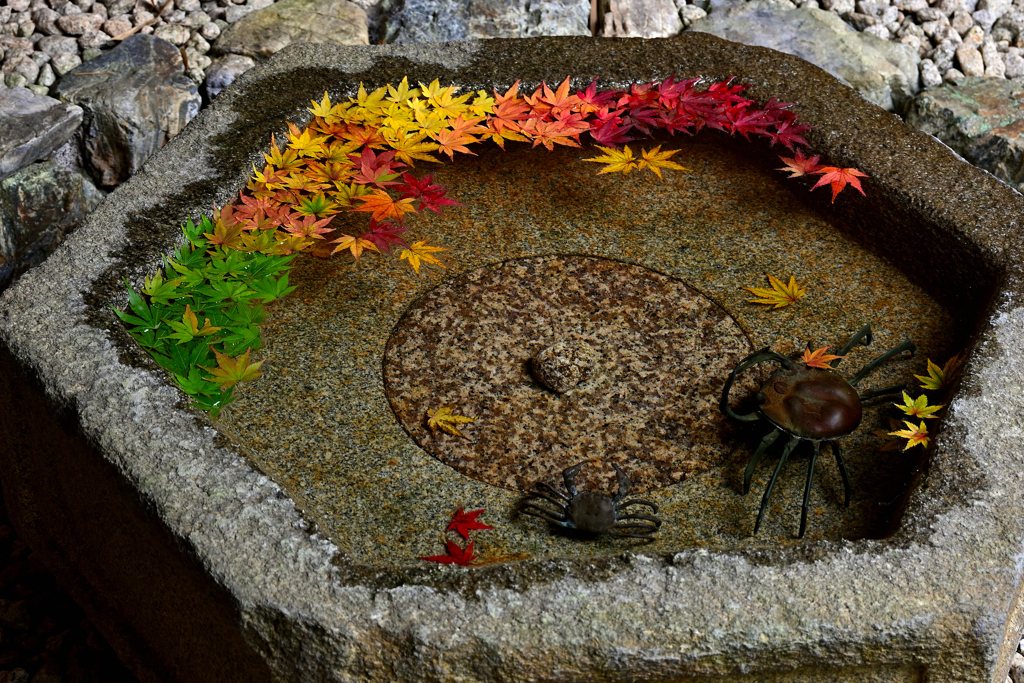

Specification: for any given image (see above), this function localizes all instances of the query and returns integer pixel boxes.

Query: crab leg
[532,481,570,504]
[520,502,569,526]
[745,429,781,494]
[850,339,917,386]
[611,463,630,503]
[720,348,793,422]
[609,529,657,540]
[798,441,822,538]
[859,385,905,400]
[616,498,658,513]
[831,441,852,507]
[562,462,585,498]
[616,512,662,527]
[754,435,800,535]
[831,324,874,367]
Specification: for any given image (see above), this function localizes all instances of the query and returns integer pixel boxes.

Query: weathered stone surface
[532,339,599,394]
[601,0,683,37]
[54,34,200,187]
[214,0,367,59]
[204,53,255,97]
[384,0,590,43]
[903,76,1024,192]
[0,160,101,288]
[690,0,921,110]
[0,87,83,182]
[3,36,1024,683]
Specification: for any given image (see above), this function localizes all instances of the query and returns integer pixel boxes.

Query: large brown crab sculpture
[720,324,915,538]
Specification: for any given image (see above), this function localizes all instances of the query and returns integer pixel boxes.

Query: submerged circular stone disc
[383,255,754,494]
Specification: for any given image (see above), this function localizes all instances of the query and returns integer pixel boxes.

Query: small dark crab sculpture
[720,324,915,538]
[521,462,662,540]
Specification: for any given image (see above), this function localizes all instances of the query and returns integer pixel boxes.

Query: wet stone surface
[384,255,755,494]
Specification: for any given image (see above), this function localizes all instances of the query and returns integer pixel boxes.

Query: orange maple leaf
[811,166,869,202]
[351,189,417,223]
[801,345,846,369]
[330,233,380,260]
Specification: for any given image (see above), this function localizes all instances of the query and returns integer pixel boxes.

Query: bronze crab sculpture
[521,462,662,540]
[720,324,915,538]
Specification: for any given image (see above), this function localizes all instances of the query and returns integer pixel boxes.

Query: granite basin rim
[0,36,1021,682]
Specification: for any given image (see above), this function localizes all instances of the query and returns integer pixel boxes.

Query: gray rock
[30,7,60,34]
[921,56,943,84]
[602,0,683,36]
[531,340,598,393]
[153,22,191,44]
[385,0,590,43]
[36,62,54,87]
[0,88,82,182]
[1005,48,1024,76]
[36,34,77,56]
[903,77,1024,192]
[679,3,708,25]
[2,57,40,88]
[1011,651,1024,683]
[0,160,101,288]
[203,52,253,96]
[54,34,200,187]
[214,0,367,58]
[956,42,986,73]
[978,0,1012,17]
[689,1,920,110]
[49,51,81,75]
[973,7,999,29]
[77,28,112,49]
[55,10,102,33]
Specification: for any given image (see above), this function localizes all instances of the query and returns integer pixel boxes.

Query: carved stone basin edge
[0,35,1021,683]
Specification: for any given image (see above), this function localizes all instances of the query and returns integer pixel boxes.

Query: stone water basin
[0,35,1021,683]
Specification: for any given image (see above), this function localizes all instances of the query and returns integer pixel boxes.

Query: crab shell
[756,364,863,440]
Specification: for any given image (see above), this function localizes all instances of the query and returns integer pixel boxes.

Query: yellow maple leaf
[914,353,964,391]
[399,240,448,274]
[743,274,806,309]
[888,420,929,450]
[638,145,689,178]
[285,121,328,158]
[426,405,476,438]
[894,391,944,419]
[385,130,442,165]
[584,145,639,175]
[801,345,845,369]
[386,76,419,104]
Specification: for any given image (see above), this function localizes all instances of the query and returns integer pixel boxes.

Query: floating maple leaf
[743,274,806,308]
[419,539,477,566]
[888,420,929,450]
[399,240,448,274]
[447,507,493,539]
[811,166,869,202]
[914,353,964,391]
[426,405,475,437]
[894,391,944,420]
[801,345,845,369]
[352,189,417,223]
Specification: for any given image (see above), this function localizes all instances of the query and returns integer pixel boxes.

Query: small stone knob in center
[531,340,598,393]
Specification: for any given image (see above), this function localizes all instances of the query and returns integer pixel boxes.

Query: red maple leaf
[359,218,408,254]
[812,166,869,202]
[576,77,620,115]
[395,172,461,214]
[348,147,405,188]
[420,539,477,566]
[447,507,493,539]
[765,117,812,150]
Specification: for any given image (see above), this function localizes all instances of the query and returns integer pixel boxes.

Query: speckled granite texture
[0,35,1022,683]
